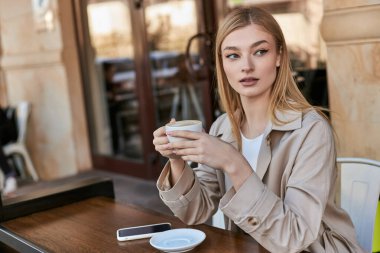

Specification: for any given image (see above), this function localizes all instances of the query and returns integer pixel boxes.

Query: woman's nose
[241,57,254,73]
[241,67,253,73]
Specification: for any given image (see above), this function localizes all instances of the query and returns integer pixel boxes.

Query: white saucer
[149,228,206,252]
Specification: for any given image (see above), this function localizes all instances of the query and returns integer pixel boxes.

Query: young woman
[153,7,363,253]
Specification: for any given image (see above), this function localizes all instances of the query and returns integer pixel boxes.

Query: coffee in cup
[165,120,202,143]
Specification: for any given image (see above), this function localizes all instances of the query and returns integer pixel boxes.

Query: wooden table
[0,197,260,253]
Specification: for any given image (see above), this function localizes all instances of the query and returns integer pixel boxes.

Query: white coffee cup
[165,120,202,143]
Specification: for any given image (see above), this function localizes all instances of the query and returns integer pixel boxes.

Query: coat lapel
[256,123,273,180]
[216,110,302,180]
[256,110,302,180]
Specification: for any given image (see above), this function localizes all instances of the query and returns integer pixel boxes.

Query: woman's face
[221,23,280,101]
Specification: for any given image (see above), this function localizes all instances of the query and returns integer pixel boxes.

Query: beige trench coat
[157,110,364,253]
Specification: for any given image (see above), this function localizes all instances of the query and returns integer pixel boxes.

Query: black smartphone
[116,223,172,241]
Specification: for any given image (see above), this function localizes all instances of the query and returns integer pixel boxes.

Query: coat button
[247,216,260,226]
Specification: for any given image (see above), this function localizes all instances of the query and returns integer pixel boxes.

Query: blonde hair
[216,7,321,150]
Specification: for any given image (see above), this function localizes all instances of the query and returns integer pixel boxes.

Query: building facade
[0,0,379,180]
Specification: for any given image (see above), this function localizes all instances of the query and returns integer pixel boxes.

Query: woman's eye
[255,49,268,56]
[226,53,239,59]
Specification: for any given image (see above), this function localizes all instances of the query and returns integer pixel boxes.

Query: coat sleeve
[156,117,225,224]
[219,118,336,252]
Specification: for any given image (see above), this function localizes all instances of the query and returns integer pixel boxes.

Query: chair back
[337,157,380,253]
[15,102,31,143]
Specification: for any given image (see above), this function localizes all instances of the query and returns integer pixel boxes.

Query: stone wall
[321,1,380,159]
[0,0,91,179]
[1,0,379,180]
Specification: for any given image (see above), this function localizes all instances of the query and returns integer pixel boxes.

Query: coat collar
[271,109,302,131]
[217,109,302,180]
[219,109,302,145]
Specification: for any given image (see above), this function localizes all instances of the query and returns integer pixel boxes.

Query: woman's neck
[240,95,270,139]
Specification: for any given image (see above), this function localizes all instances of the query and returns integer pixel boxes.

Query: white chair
[337,157,380,253]
[3,102,39,181]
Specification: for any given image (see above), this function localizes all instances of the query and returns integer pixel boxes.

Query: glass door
[86,0,143,160]
[74,0,215,179]
[145,0,214,130]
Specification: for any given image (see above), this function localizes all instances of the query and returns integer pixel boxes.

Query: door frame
[73,0,217,179]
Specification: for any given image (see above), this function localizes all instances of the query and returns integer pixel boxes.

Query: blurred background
[0,0,379,188]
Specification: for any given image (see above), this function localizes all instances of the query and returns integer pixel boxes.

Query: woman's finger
[161,150,175,157]
[173,147,199,156]
[166,130,202,140]
[153,126,166,138]
[153,136,169,146]
[181,155,199,163]
[155,143,172,151]
[169,140,198,149]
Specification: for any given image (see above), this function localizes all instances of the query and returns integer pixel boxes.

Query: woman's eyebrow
[251,40,269,48]
[222,40,269,52]
[223,46,239,51]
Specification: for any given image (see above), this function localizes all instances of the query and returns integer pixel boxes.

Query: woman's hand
[167,130,239,172]
[152,121,180,160]
[153,120,187,185]
[167,129,253,190]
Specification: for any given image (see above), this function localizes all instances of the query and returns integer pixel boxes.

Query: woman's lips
[239,77,259,86]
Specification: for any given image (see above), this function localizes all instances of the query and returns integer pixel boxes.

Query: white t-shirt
[213,133,264,229]
[224,133,264,192]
